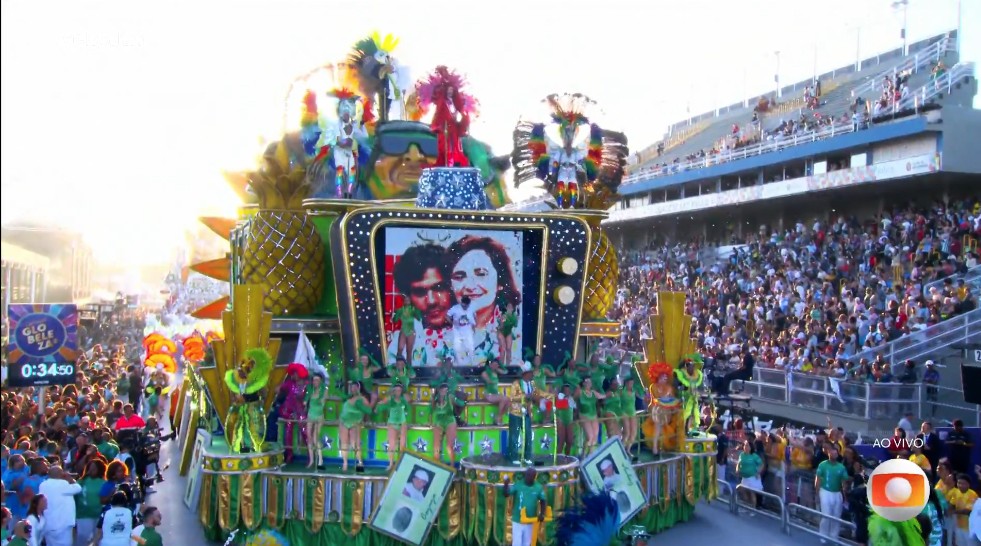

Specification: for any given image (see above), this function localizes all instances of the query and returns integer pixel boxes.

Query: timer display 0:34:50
[19,363,75,378]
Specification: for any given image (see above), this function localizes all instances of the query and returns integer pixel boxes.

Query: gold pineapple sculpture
[242,143,325,316]
[576,212,619,320]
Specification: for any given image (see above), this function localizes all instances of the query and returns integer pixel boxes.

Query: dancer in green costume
[602,377,624,441]
[350,348,382,406]
[305,372,328,469]
[674,355,705,435]
[339,381,373,471]
[376,383,410,469]
[481,358,509,425]
[392,301,421,363]
[555,382,577,456]
[433,356,468,424]
[386,356,416,389]
[223,348,272,453]
[575,376,605,454]
[431,383,460,465]
[496,302,519,366]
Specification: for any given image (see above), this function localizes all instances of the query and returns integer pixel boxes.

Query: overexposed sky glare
[0,0,971,267]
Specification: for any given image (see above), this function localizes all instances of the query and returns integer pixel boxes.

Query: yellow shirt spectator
[908,453,930,472]
[948,487,979,530]
[767,437,788,467]
[790,445,812,469]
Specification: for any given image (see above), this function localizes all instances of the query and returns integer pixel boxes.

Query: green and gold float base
[197,436,717,545]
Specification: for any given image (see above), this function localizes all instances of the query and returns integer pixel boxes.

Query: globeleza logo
[867,458,929,521]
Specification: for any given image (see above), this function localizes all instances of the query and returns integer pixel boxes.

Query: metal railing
[892,61,976,112]
[621,121,857,186]
[734,483,787,526]
[850,34,952,100]
[745,368,923,421]
[847,307,981,365]
[923,264,981,297]
[786,503,859,546]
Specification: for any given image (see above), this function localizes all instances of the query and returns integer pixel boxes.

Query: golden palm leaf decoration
[638,291,699,451]
[200,285,282,423]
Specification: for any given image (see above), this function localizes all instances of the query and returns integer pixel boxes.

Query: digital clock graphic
[6,303,79,387]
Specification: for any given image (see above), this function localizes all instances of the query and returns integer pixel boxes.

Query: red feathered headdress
[415,65,478,114]
[647,362,673,384]
[286,363,309,379]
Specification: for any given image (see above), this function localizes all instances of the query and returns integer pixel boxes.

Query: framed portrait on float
[368,450,456,546]
[183,429,211,511]
[580,437,648,528]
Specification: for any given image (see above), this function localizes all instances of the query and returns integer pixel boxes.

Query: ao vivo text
[871,436,925,449]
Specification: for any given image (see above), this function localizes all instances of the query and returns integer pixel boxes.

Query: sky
[0,0,972,268]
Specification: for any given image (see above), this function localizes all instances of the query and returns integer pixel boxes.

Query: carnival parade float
[169,32,718,546]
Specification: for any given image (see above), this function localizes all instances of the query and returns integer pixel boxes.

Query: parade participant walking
[503,469,547,546]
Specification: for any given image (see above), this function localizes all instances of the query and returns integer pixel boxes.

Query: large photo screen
[383,227,524,368]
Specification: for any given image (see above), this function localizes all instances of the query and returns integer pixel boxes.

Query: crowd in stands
[627,57,952,181]
[1,318,172,546]
[612,198,980,379]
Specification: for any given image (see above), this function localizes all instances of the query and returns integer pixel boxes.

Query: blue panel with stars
[414,167,490,210]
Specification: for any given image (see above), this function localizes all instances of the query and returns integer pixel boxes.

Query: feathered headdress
[555,494,621,546]
[648,361,673,384]
[326,88,360,102]
[544,93,595,127]
[868,514,923,546]
[234,347,272,394]
[415,65,478,115]
[286,363,309,379]
[300,90,320,156]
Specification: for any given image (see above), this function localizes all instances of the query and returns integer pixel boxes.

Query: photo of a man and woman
[384,227,523,368]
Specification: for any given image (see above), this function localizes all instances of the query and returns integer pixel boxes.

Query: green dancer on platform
[506,362,551,464]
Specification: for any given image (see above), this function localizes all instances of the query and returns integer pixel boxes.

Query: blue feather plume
[556,493,621,546]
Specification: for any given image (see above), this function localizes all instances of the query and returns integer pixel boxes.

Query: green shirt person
[736,440,764,493]
[134,506,164,546]
[814,445,849,542]
[504,468,547,523]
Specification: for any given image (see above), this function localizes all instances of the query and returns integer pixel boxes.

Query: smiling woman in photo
[446,235,521,330]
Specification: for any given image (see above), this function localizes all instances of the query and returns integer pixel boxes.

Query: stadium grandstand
[604,27,980,440]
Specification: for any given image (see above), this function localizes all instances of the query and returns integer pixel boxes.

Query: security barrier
[786,502,858,546]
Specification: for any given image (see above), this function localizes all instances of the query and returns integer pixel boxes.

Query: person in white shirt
[446,297,477,365]
[37,467,81,546]
[402,470,429,502]
[93,492,136,546]
[26,495,46,546]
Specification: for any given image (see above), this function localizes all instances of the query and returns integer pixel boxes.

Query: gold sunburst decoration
[199,284,283,423]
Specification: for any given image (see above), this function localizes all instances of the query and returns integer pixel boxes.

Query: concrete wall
[938,106,981,173]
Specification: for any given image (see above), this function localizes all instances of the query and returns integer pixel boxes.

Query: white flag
[829,377,846,404]
[786,372,795,392]
[295,331,327,379]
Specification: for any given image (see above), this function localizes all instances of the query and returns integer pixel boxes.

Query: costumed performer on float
[576,376,606,456]
[224,348,273,453]
[304,371,327,469]
[446,296,477,366]
[274,363,308,462]
[338,380,373,471]
[376,382,410,469]
[415,65,477,167]
[314,88,366,199]
[647,362,681,455]
[511,93,629,209]
[349,348,382,406]
[507,362,553,464]
[391,300,421,363]
[348,32,410,123]
[675,354,705,435]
